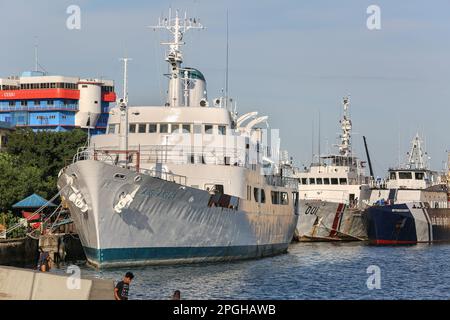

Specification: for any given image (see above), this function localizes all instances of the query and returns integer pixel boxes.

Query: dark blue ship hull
[364,204,450,244]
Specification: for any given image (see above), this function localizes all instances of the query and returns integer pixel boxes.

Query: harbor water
[52,242,450,300]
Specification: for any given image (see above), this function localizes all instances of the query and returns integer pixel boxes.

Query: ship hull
[57,160,298,268]
[295,200,367,241]
[364,203,450,245]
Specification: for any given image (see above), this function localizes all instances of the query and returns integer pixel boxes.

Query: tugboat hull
[364,203,450,244]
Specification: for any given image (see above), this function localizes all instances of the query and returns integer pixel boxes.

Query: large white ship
[57,10,299,268]
[295,97,372,241]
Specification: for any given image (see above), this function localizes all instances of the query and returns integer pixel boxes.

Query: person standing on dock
[114,272,134,300]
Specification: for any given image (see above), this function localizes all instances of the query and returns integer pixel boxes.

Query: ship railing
[72,148,188,185]
[265,175,299,189]
[139,168,187,185]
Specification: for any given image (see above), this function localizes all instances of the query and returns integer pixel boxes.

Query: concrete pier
[0,265,114,300]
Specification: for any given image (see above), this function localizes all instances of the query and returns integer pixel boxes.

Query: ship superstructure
[57,10,299,268]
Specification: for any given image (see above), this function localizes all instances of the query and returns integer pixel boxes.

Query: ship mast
[150,9,204,107]
[406,133,428,170]
[119,57,131,166]
[338,96,352,157]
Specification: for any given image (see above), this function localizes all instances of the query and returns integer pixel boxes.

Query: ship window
[339,178,347,185]
[253,188,266,203]
[8,101,14,106]
[148,123,157,133]
[254,188,259,202]
[182,124,191,133]
[160,124,168,133]
[171,123,180,133]
[218,125,226,135]
[331,178,338,185]
[247,185,252,201]
[281,192,289,205]
[50,83,56,88]
[390,172,396,180]
[316,178,323,185]
[138,124,146,133]
[34,100,40,106]
[399,172,412,179]
[323,178,330,185]
[129,124,136,133]
[194,124,202,134]
[47,100,54,106]
[309,178,315,185]
[301,178,307,185]
[188,154,195,164]
[82,85,88,88]
[415,172,424,180]
[205,124,213,134]
[271,191,280,204]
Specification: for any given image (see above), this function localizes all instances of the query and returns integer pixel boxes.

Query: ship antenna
[225,10,229,109]
[318,110,321,165]
[150,9,204,107]
[119,56,132,166]
[339,96,352,157]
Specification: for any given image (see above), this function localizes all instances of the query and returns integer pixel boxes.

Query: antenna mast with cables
[150,9,204,107]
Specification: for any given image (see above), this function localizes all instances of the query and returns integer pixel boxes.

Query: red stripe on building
[329,203,345,237]
[0,89,80,100]
[102,92,116,102]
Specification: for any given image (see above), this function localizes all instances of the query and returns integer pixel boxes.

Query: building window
[148,123,157,133]
[182,124,191,133]
[138,124,146,133]
[218,125,226,135]
[205,124,213,134]
[129,124,136,133]
[160,124,168,133]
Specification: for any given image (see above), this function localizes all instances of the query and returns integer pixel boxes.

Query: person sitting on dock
[114,272,134,300]
[37,248,52,272]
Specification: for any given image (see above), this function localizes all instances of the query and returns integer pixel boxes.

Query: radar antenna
[150,9,204,107]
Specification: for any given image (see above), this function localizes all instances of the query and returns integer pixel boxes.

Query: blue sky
[1,0,450,176]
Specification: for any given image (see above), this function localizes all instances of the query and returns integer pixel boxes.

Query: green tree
[2,128,87,211]
[0,153,43,212]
